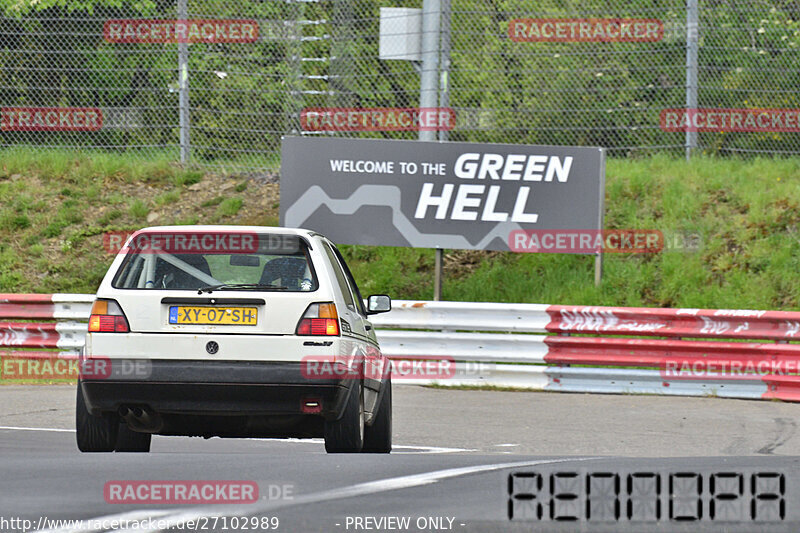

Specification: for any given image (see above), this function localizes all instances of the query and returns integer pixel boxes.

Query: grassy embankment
[1,149,800,310]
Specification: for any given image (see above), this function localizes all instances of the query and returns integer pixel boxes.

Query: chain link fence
[1,0,799,171]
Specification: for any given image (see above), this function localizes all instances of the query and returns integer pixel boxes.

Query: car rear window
[111,232,318,292]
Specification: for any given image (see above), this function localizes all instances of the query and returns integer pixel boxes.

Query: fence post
[438,0,451,146]
[419,0,440,144]
[178,0,190,164]
[433,0,450,301]
[685,0,699,161]
[431,0,451,302]
[420,0,443,300]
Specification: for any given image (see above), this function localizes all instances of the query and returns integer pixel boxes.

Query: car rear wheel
[115,424,152,453]
[362,379,392,453]
[75,382,118,453]
[324,383,364,453]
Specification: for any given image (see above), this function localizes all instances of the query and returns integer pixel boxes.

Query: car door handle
[365,324,372,331]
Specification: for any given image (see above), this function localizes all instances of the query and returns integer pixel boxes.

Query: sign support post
[594,254,603,287]
[594,150,606,287]
[594,152,606,287]
[434,249,443,300]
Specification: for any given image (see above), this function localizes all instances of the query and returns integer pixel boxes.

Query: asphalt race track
[1,385,799,532]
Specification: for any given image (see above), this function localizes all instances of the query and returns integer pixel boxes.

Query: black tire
[363,378,392,453]
[75,382,118,453]
[115,424,152,453]
[324,383,364,453]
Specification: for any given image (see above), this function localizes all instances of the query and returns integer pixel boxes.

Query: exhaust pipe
[118,404,163,433]
[136,409,161,432]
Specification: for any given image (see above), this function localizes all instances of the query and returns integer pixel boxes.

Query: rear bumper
[86,332,336,363]
[80,359,356,420]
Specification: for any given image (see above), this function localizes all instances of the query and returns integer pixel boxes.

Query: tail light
[88,299,130,333]
[296,302,339,336]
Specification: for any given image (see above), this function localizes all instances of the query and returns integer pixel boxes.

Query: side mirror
[367,294,391,315]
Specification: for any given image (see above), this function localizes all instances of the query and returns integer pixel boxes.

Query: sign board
[280,137,605,252]
[379,7,422,61]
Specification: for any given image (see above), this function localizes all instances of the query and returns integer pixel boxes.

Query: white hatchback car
[77,226,392,453]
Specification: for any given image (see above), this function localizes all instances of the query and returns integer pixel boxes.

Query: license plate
[168,306,258,326]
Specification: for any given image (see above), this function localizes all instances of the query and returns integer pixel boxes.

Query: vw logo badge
[206,341,219,355]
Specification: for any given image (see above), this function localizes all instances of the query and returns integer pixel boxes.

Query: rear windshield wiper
[197,283,289,294]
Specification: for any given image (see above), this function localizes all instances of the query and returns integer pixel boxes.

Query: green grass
[2,150,800,311]
[217,197,243,217]
[97,209,123,225]
[0,147,187,183]
[0,148,258,293]
[155,190,180,207]
[201,196,225,208]
[128,199,150,220]
[174,170,204,187]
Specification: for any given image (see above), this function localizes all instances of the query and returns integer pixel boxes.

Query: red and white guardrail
[0,294,92,351]
[0,294,90,380]
[374,300,800,340]
[373,301,800,402]
[1,294,799,402]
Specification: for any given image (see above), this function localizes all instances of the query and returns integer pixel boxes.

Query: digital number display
[508,471,785,522]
